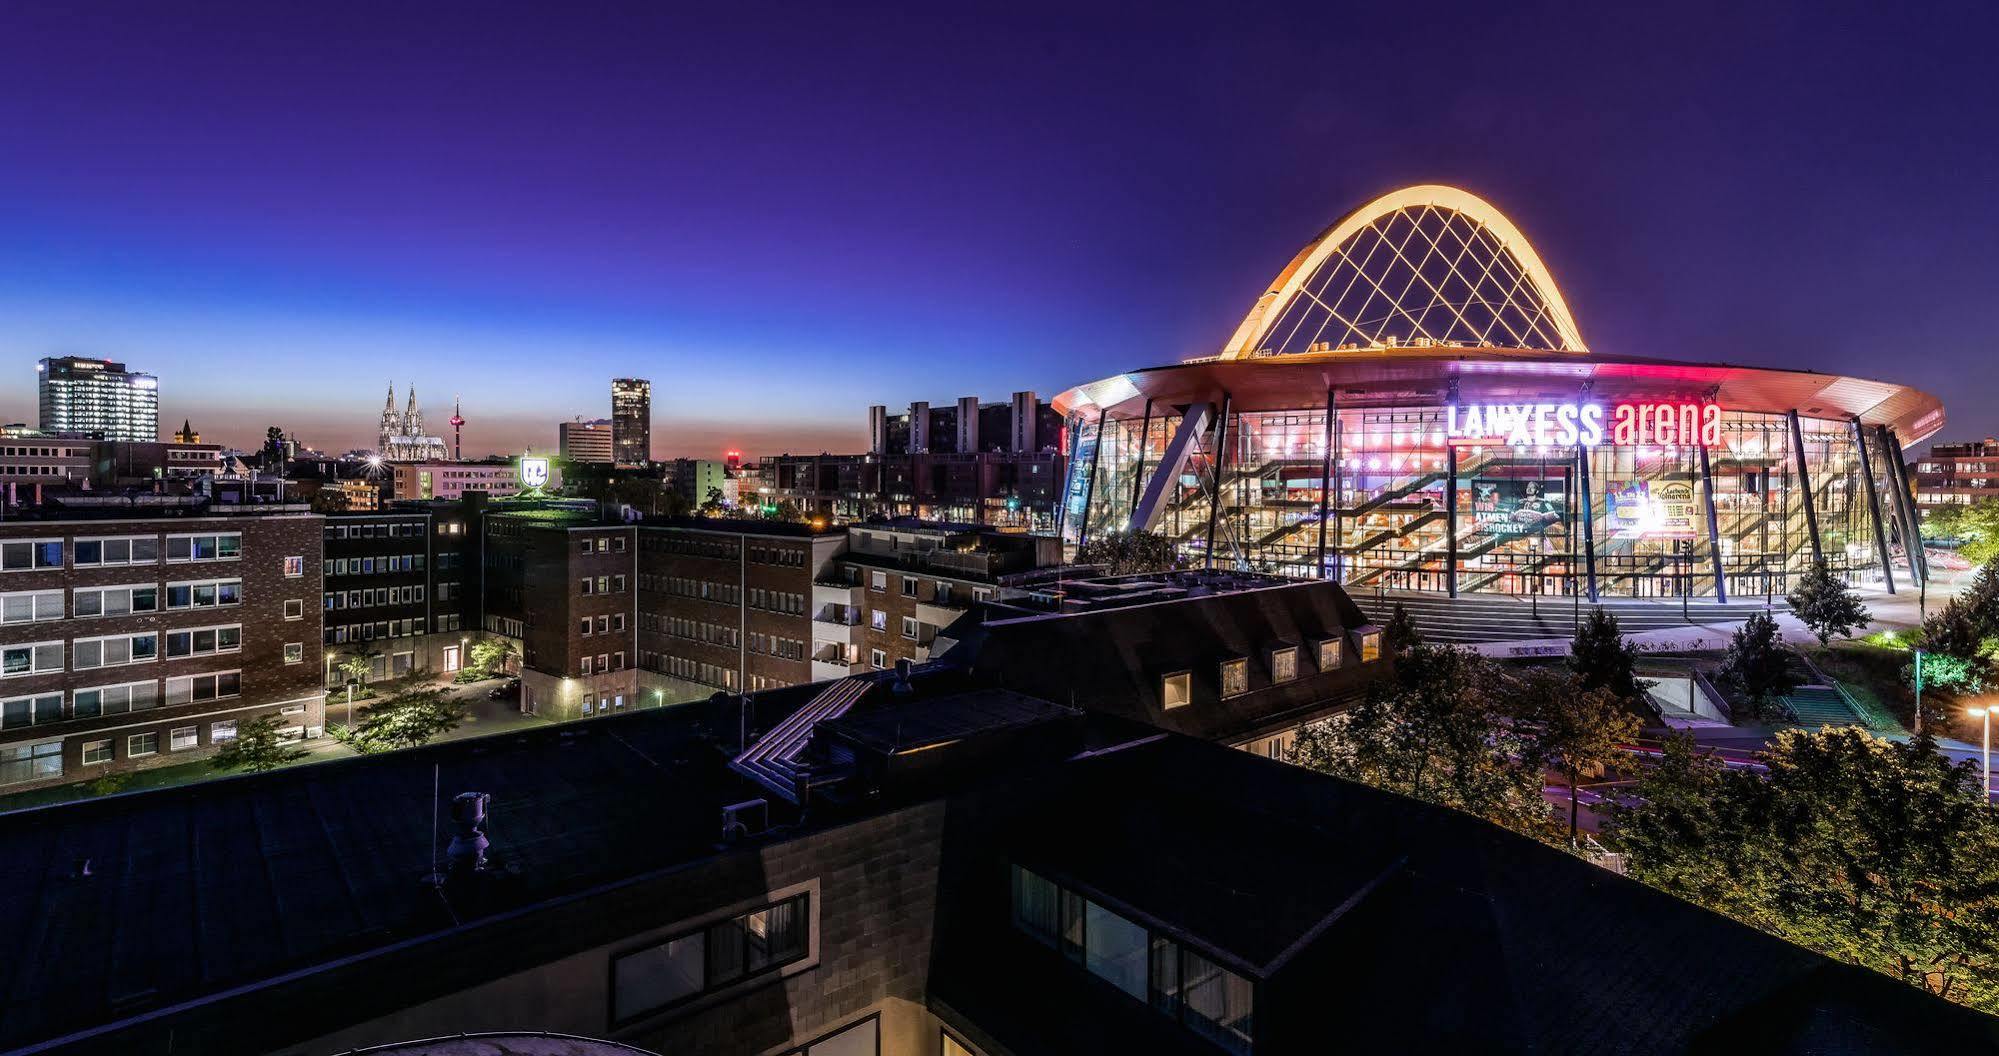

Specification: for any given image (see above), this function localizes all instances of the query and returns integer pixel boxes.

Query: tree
[211,715,309,773]
[261,426,288,472]
[1719,610,1800,722]
[1568,606,1642,704]
[1382,601,1422,660]
[337,681,467,753]
[1922,498,1999,565]
[336,649,377,697]
[1614,727,1999,1010]
[464,636,519,681]
[1075,530,1187,577]
[1786,559,1872,647]
[1518,667,1641,845]
[1607,732,1758,912]
[1291,644,1547,834]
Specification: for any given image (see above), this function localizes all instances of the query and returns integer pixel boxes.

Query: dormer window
[1317,637,1344,671]
[1358,628,1383,663]
[1220,658,1249,698]
[1269,647,1298,684]
[1162,671,1192,709]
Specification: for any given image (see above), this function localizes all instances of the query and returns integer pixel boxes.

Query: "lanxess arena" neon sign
[1445,402,1722,448]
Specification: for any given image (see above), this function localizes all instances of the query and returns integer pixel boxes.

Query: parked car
[489,677,521,701]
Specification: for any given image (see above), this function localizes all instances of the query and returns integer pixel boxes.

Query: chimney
[909,402,930,454]
[867,405,889,455]
[445,792,491,877]
[957,396,980,453]
[1010,391,1039,453]
[892,657,915,695]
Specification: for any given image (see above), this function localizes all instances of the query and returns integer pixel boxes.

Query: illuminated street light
[1970,706,1992,808]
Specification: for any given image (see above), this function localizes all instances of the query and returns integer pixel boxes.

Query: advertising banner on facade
[1469,479,1564,536]
[1605,480,1699,540]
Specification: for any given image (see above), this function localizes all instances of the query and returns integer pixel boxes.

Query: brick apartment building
[635,518,846,698]
[321,504,477,688]
[0,498,326,791]
[1910,437,1999,511]
[812,520,1061,679]
[483,507,638,719]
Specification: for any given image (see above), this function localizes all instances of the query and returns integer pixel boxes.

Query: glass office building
[1054,187,1943,600]
[37,356,160,442]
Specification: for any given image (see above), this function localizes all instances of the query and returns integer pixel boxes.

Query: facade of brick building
[483,508,638,719]
[0,502,326,791]
[321,505,477,688]
[635,519,845,699]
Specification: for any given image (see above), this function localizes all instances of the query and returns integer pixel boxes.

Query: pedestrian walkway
[1356,588,1787,646]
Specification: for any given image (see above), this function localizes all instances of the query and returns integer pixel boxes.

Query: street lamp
[1971,706,1992,808]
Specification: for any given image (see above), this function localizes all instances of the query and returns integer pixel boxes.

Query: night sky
[2,2,1994,458]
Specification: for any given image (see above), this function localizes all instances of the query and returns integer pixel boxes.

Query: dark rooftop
[0,706,751,1053]
[818,687,1076,754]
[984,568,1302,617]
[642,515,842,537]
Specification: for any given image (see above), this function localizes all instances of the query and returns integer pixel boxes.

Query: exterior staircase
[729,677,872,803]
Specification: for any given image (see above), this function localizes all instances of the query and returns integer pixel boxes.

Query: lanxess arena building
[1053,186,1942,600]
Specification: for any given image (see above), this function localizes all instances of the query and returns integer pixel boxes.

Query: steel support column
[1315,389,1335,580]
[1128,398,1153,516]
[1445,443,1459,598]
[1881,426,1928,586]
[1786,410,1824,564]
[1203,393,1232,570]
[1698,443,1728,603]
[1127,402,1214,534]
[1577,444,1599,602]
[1076,408,1108,549]
[1850,417,1896,595]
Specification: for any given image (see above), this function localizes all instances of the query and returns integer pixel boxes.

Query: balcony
[812,615,858,646]
[813,581,861,609]
[810,657,855,683]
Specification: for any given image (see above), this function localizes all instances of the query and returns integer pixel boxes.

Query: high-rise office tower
[559,417,616,464]
[37,357,159,441]
[611,378,652,467]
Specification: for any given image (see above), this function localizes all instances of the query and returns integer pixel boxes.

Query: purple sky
[2,2,1995,458]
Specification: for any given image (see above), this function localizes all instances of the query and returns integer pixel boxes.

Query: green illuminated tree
[1922,498,1999,565]
[337,681,467,753]
[211,715,309,773]
[464,636,518,681]
[1786,559,1872,646]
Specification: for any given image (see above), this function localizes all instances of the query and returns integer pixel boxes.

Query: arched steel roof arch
[1219,185,1587,359]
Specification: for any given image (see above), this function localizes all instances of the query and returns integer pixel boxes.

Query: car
[488,677,521,701]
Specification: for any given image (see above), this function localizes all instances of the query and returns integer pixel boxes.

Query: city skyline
[4,3,1997,458]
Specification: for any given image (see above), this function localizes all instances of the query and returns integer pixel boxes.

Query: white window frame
[163,624,242,659]
[128,732,160,758]
[81,738,114,765]
[72,535,160,568]
[0,690,65,728]
[71,631,160,670]
[283,555,304,578]
[165,578,243,610]
[164,532,242,564]
[2,640,65,678]
[0,588,65,624]
[870,647,888,669]
[70,583,159,619]
[169,725,199,751]
[283,598,304,620]
[901,616,919,640]
[284,643,303,664]
[70,678,159,719]
[0,538,64,572]
[165,669,242,706]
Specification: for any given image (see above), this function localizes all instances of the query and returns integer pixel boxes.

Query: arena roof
[1056,184,1942,442]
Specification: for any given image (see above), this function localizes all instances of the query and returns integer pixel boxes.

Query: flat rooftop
[0,707,757,1052]
[985,568,1301,617]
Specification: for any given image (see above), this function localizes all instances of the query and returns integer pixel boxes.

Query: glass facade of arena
[1061,405,1917,599]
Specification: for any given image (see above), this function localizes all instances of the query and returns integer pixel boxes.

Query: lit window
[1317,638,1344,671]
[283,555,304,578]
[870,570,887,592]
[1358,630,1382,663]
[1270,647,1298,683]
[211,720,237,742]
[284,643,303,664]
[1162,671,1192,710]
[169,726,198,751]
[1220,658,1249,697]
[901,616,919,640]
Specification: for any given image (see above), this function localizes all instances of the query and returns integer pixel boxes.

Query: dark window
[611,892,810,1025]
